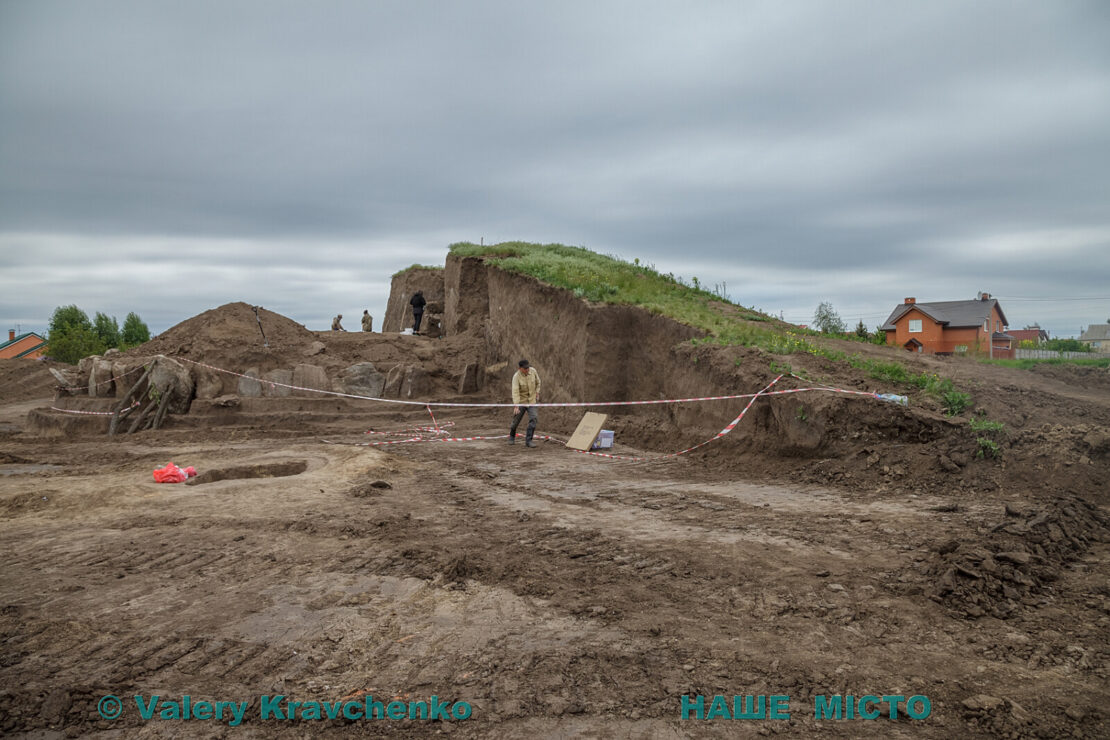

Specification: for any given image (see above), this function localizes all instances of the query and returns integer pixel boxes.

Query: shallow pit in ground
[185,460,308,485]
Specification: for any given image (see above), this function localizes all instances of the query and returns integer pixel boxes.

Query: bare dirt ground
[1,299,1108,738]
[1,399,1108,739]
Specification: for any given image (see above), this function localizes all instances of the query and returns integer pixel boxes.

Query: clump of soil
[929,497,1110,619]
[185,460,308,485]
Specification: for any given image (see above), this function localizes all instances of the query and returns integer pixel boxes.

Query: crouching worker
[509,359,540,447]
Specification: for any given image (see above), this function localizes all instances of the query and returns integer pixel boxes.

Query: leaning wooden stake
[109,365,152,436]
[126,398,157,435]
[150,392,172,430]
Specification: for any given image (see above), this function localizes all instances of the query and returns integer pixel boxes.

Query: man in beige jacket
[509,359,541,447]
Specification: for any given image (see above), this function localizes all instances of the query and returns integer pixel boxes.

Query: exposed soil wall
[382,268,444,333]
[482,266,702,407]
[444,255,490,336]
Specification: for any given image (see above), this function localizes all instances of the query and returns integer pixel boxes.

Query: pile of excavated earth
[1,252,1107,738]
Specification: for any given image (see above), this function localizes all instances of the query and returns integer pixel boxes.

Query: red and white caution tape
[174,356,888,409]
[548,374,784,461]
[365,421,456,437]
[325,375,792,461]
[48,400,141,416]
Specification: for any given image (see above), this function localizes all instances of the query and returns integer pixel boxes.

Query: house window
[908,319,922,333]
[995,320,1000,332]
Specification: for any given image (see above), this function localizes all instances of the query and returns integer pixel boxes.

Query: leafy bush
[976,438,1001,459]
[942,390,972,416]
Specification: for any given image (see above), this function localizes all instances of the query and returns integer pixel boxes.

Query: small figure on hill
[410,291,426,333]
[331,314,347,331]
[508,359,541,448]
[361,310,373,332]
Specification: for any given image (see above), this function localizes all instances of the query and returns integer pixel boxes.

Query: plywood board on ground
[566,411,608,451]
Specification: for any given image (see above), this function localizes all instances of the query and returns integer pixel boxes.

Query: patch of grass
[981,357,1110,370]
[391,264,444,278]
[969,418,1005,434]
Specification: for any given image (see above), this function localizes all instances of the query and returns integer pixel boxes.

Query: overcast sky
[2,1,1108,342]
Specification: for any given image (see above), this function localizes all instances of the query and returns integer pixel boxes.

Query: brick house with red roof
[880,293,1013,358]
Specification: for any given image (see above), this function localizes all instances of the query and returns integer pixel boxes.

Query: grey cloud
[2,0,1108,340]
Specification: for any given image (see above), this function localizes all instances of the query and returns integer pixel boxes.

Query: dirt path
[1,405,1107,738]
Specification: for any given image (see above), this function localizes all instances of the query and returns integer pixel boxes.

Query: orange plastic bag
[153,463,197,483]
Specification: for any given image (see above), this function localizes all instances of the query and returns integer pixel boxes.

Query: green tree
[854,319,868,338]
[1043,338,1090,353]
[121,312,151,347]
[93,312,121,349]
[813,302,846,334]
[46,305,104,363]
[48,305,92,336]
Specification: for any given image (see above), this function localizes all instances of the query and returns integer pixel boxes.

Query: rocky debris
[262,369,293,397]
[423,315,444,338]
[194,367,224,399]
[292,364,328,398]
[237,368,263,398]
[458,362,482,394]
[305,341,326,357]
[383,365,405,397]
[402,367,430,399]
[88,357,116,397]
[148,355,194,415]
[1084,428,1110,458]
[47,367,78,397]
[938,454,960,473]
[960,694,1034,736]
[930,497,1110,619]
[334,362,385,399]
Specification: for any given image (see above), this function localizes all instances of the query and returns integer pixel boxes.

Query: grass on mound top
[392,264,444,278]
[448,241,769,329]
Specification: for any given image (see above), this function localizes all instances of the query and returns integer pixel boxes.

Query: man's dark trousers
[413,310,424,332]
[510,406,538,443]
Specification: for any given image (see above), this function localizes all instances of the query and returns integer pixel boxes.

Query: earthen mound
[0,358,60,402]
[126,302,315,359]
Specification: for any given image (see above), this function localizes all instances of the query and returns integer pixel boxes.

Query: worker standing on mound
[361,310,373,332]
[331,314,347,331]
[508,359,541,448]
[410,291,426,333]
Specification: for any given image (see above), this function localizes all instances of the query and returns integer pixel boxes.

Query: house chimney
[904,297,916,304]
[8,330,14,342]
[978,292,990,300]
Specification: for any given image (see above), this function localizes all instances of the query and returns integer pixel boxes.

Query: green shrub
[942,390,972,416]
[976,438,1001,459]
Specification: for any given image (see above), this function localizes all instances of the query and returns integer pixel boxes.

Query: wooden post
[109,365,152,436]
